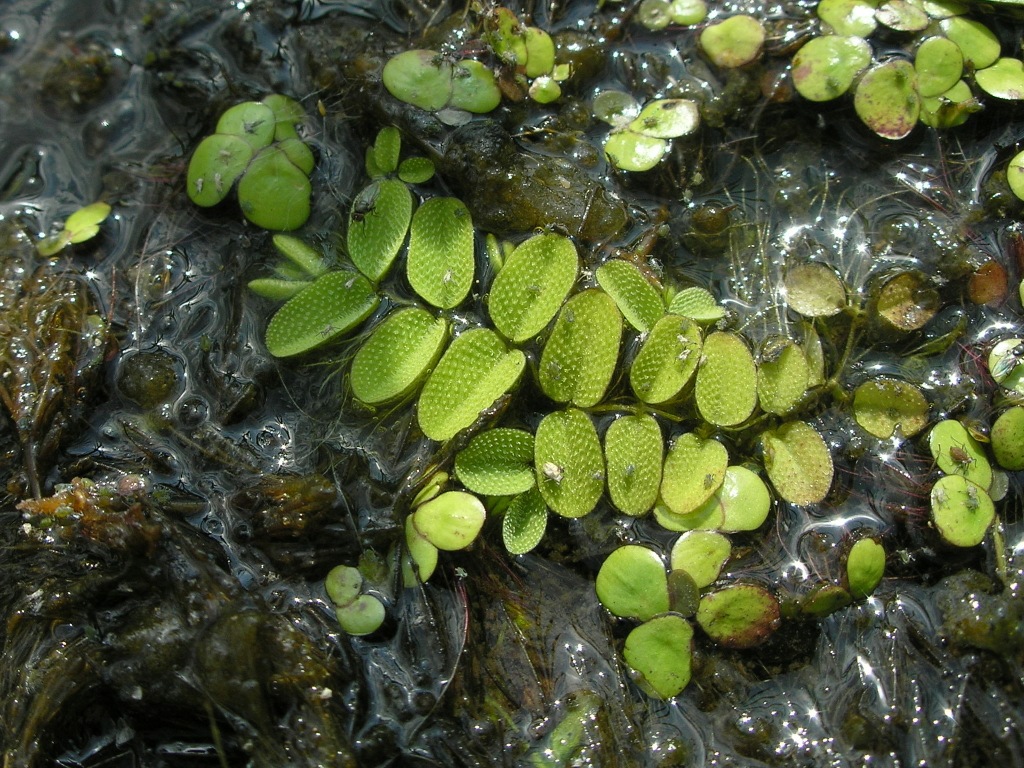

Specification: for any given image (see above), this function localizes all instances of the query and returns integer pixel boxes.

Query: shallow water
[0,0,1022,766]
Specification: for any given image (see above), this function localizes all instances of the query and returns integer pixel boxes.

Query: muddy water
[0,0,1022,766]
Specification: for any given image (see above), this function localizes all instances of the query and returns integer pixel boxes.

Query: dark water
[0,0,1022,766]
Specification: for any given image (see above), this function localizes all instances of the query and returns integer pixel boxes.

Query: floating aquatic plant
[789,1,1020,138]
[36,201,111,256]
[594,91,700,172]
[325,564,386,636]
[187,95,313,230]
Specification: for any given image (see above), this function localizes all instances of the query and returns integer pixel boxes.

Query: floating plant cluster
[201,77,1024,700]
[382,6,570,122]
[186,94,314,231]
[792,0,1024,137]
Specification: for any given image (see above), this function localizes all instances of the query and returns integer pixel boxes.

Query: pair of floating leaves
[636,0,707,31]
[187,95,313,230]
[383,50,501,116]
[403,490,486,585]
[658,463,771,533]
[364,126,436,184]
[37,201,111,256]
[325,564,385,636]
[248,233,329,301]
[595,91,700,172]
[417,328,525,441]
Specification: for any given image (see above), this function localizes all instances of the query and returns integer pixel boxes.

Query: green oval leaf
[670,530,731,589]
[417,328,526,441]
[539,289,622,408]
[535,408,604,518]
[455,428,536,496]
[595,259,665,333]
[700,15,766,68]
[413,490,486,550]
[407,197,475,309]
[215,101,275,150]
[817,0,879,37]
[628,99,700,139]
[717,465,772,533]
[336,594,386,636]
[524,27,556,78]
[604,131,668,172]
[348,178,413,282]
[853,377,929,439]
[325,564,363,607]
[940,16,1000,69]
[398,156,436,184]
[350,308,448,405]
[667,286,725,323]
[761,421,833,505]
[265,271,379,357]
[237,146,311,231]
[915,36,964,98]
[596,545,669,620]
[792,35,872,102]
[975,57,1024,100]
[992,407,1024,471]
[757,338,809,416]
[261,94,306,141]
[696,583,780,648]
[502,487,548,555]
[604,413,664,517]
[845,537,885,598]
[449,59,502,113]
[854,60,920,140]
[489,233,579,343]
[930,475,994,547]
[277,136,315,175]
[661,433,728,517]
[187,134,253,207]
[272,234,327,278]
[403,515,439,585]
[383,50,454,111]
[783,262,847,317]
[623,614,694,699]
[695,331,757,426]
[928,419,992,489]
[630,315,702,404]
[371,126,401,175]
